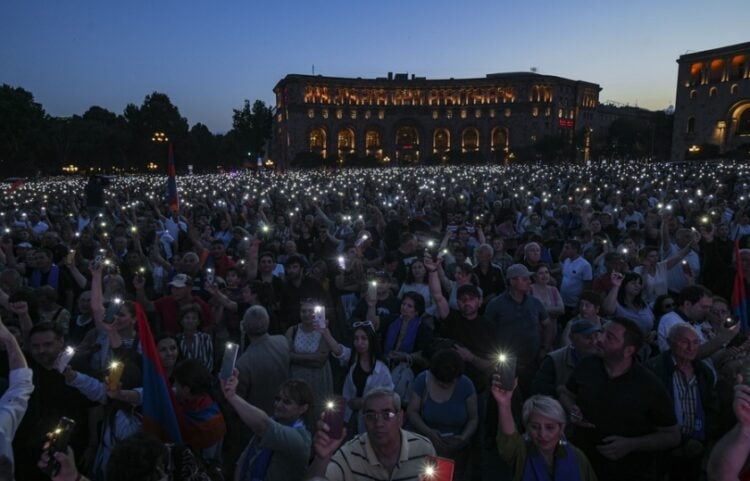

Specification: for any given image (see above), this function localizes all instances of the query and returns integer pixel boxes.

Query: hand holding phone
[313,305,326,329]
[219,342,239,381]
[40,417,76,476]
[323,396,346,439]
[496,353,516,391]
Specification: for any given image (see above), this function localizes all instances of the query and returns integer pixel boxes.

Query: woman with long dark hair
[321,320,393,434]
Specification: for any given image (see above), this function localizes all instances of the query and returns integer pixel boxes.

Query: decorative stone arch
[433,128,451,154]
[491,126,509,161]
[461,126,480,153]
[337,126,356,161]
[364,125,384,160]
[729,101,750,137]
[309,126,327,158]
[394,121,422,163]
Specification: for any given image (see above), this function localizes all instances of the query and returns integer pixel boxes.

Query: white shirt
[560,256,593,307]
[657,311,707,352]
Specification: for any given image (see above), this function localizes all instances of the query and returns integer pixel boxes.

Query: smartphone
[355,234,369,248]
[496,353,516,391]
[425,240,440,261]
[108,361,124,391]
[421,456,456,481]
[313,305,326,329]
[40,417,76,476]
[65,249,76,265]
[367,280,378,300]
[323,396,346,439]
[54,346,75,373]
[681,260,691,275]
[105,297,122,324]
[219,342,239,381]
[91,254,103,269]
[725,316,740,328]
[206,268,215,285]
[337,256,346,271]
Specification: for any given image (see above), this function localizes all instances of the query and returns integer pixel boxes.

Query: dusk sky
[2,1,747,133]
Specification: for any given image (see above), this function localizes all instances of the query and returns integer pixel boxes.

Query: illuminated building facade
[271,72,600,166]
[672,42,750,160]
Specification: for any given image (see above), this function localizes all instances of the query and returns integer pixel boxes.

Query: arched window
[687,117,695,134]
[433,128,450,153]
[396,126,420,162]
[739,109,750,136]
[731,84,739,95]
[462,127,479,152]
[491,127,508,153]
[690,90,698,99]
[365,129,382,159]
[709,87,718,98]
[309,127,327,158]
[731,55,747,80]
[337,128,355,161]
[710,59,724,83]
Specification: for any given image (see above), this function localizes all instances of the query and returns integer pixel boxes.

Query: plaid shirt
[672,361,699,436]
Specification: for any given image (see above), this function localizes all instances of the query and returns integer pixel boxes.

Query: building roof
[676,41,750,63]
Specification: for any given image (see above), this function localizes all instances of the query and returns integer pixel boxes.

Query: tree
[0,85,48,176]
[123,92,190,170]
[231,100,273,164]
[188,123,218,171]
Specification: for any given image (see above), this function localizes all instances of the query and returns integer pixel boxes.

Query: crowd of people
[2,160,750,480]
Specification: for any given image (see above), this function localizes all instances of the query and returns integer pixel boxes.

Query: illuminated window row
[308,125,511,159]
[684,55,749,87]
[303,86,518,106]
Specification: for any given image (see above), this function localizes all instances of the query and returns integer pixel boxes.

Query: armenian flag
[135,303,183,443]
[731,240,748,332]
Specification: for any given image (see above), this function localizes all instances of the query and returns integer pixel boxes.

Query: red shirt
[154,294,215,334]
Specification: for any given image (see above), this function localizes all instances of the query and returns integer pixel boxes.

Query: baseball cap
[506,263,533,279]
[569,319,602,335]
[169,273,191,288]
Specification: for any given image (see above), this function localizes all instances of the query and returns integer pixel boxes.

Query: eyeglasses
[363,410,398,422]
[352,321,374,330]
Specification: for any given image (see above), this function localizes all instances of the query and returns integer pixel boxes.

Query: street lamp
[61,164,79,174]
[147,162,158,172]
[151,132,169,143]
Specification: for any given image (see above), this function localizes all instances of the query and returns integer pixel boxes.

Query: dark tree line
[0,85,273,177]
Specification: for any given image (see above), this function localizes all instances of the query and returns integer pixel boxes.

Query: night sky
[2,0,747,133]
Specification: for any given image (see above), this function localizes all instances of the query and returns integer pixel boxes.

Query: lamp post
[150,132,169,172]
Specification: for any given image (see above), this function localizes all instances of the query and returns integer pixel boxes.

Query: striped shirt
[178,332,214,372]
[672,367,698,436]
[325,429,435,481]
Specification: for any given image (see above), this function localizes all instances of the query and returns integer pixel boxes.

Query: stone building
[270,72,600,166]
[672,42,750,160]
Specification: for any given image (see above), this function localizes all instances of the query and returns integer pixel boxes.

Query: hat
[569,319,602,336]
[169,273,191,288]
[457,284,482,299]
[506,264,533,279]
[16,242,32,249]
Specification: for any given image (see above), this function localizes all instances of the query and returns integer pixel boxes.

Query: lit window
[532,107,539,117]
[545,107,551,117]
[558,109,563,118]
[709,87,718,98]
[336,110,343,119]
[504,108,511,117]
[378,110,385,120]
[322,109,329,119]
[531,135,537,142]
[432,110,439,120]
[490,109,496,118]
[446,110,453,119]
[308,109,315,119]
[690,90,697,99]
[731,84,739,94]
[350,110,357,120]
[365,110,371,119]
[461,109,467,119]
[277,113,283,122]
[475,109,481,118]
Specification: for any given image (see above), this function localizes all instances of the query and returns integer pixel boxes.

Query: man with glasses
[307,388,435,481]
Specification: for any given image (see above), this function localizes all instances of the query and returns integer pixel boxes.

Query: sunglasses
[352,321,374,330]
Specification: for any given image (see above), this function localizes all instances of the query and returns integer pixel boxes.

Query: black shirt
[566,356,677,481]
[437,310,497,392]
